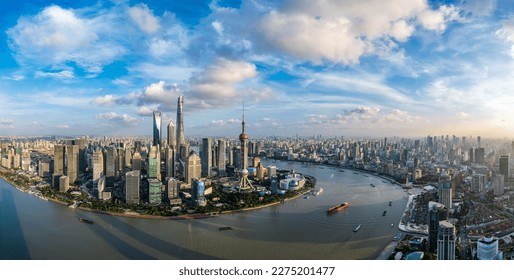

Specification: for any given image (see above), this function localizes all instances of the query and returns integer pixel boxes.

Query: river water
[0,159,409,260]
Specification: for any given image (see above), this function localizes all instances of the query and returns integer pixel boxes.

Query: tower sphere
[239,132,248,141]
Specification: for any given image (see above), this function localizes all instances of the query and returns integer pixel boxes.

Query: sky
[1,0,514,138]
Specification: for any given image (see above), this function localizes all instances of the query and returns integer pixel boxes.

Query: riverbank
[0,170,313,221]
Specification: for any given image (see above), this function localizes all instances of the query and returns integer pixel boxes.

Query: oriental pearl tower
[238,103,254,191]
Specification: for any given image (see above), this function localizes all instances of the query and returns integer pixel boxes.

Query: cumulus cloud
[7,5,126,73]
[94,94,116,106]
[96,112,138,126]
[200,0,459,65]
[7,3,189,75]
[189,58,257,99]
[136,106,154,116]
[128,4,160,34]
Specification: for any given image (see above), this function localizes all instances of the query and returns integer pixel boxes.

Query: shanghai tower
[176,96,185,148]
[153,110,162,146]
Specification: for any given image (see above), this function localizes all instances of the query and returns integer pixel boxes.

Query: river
[0,159,409,260]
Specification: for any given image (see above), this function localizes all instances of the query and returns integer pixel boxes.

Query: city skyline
[1,1,514,137]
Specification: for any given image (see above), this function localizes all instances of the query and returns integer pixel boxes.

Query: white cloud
[128,3,160,34]
[96,112,139,126]
[311,71,413,104]
[7,5,126,73]
[113,78,130,86]
[1,74,26,81]
[252,0,460,64]
[496,20,514,58]
[212,21,224,35]
[35,70,74,79]
[94,94,116,106]
[136,106,154,116]
[138,80,182,110]
[56,124,69,129]
[188,58,262,104]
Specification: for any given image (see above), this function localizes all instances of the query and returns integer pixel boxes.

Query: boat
[219,227,232,231]
[339,169,345,172]
[313,188,323,196]
[389,201,392,206]
[304,195,310,199]
[79,218,93,224]
[370,184,375,187]
[326,202,350,214]
[383,210,387,216]
[353,224,362,232]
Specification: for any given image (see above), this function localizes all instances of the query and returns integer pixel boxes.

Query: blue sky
[1,0,514,137]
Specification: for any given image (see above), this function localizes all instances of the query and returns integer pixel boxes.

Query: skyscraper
[92,148,104,189]
[185,151,201,184]
[428,201,448,253]
[148,178,162,205]
[218,139,226,177]
[494,174,505,196]
[147,145,160,179]
[125,170,140,205]
[438,171,452,209]
[167,177,180,200]
[165,145,175,178]
[75,138,87,173]
[499,155,510,180]
[105,146,117,188]
[475,147,485,164]
[132,150,141,171]
[153,111,162,147]
[201,138,212,178]
[437,220,456,260]
[53,145,65,175]
[176,96,185,149]
[66,144,79,185]
[167,121,175,147]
